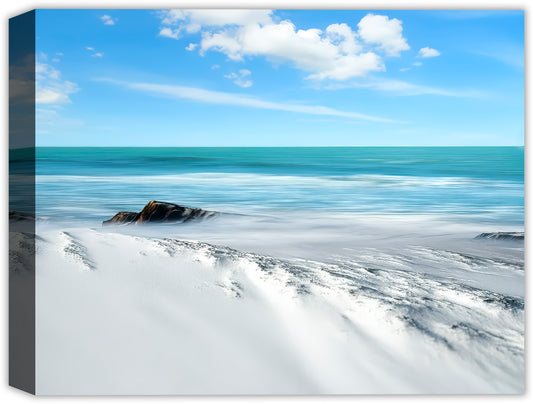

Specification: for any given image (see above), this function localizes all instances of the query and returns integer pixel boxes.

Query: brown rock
[103,211,139,226]
[103,201,216,226]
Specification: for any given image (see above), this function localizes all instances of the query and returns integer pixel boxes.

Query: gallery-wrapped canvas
[9,9,524,395]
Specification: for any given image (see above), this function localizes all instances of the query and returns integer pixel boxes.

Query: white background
[1,0,530,402]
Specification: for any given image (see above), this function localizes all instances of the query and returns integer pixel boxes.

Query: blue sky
[35,9,524,146]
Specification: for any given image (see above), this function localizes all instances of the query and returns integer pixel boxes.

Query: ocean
[35,146,524,224]
[27,146,525,394]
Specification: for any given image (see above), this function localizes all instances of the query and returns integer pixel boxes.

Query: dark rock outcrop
[104,211,139,225]
[103,200,216,226]
[474,232,524,241]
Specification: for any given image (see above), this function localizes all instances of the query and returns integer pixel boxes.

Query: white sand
[32,219,524,395]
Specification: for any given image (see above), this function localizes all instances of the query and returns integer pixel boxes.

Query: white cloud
[200,30,244,60]
[224,69,253,88]
[369,79,457,96]
[159,27,180,39]
[158,9,273,33]
[36,62,60,80]
[200,19,383,81]
[157,10,413,81]
[36,58,80,105]
[36,86,76,104]
[86,47,104,58]
[101,15,117,25]
[36,108,58,116]
[305,53,384,81]
[400,61,423,71]
[185,43,198,51]
[56,52,63,56]
[211,64,220,69]
[99,78,400,122]
[325,23,361,54]
[418,47,441,58]
[323,78,484,98]
[357,14,409,56]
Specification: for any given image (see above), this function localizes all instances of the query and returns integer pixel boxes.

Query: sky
[34,9,524,147]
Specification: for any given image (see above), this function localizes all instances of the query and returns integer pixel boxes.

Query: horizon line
[27,145,525,148]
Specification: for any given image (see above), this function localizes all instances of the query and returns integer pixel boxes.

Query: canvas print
[9,9,524,395]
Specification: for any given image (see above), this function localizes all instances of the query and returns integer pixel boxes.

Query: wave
[36,172,523,188]
[34,168,524,226]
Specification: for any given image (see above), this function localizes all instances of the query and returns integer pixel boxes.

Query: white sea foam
[33,217,524,394]
[37,172,521,189]
[35,172,524,225]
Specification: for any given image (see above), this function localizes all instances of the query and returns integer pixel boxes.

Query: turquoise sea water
[34,147,524,225]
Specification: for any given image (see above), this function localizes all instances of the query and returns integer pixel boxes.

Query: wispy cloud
[86,46,104,58]
[320,78,485,98]
[97,78,401,123]
[36,55,80,104]
[432,10,522,20]
[400,60,423,71]
[36,108,84,133]
[224,69,253,88]
[101,15,117,25]
[473,42,524,68]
